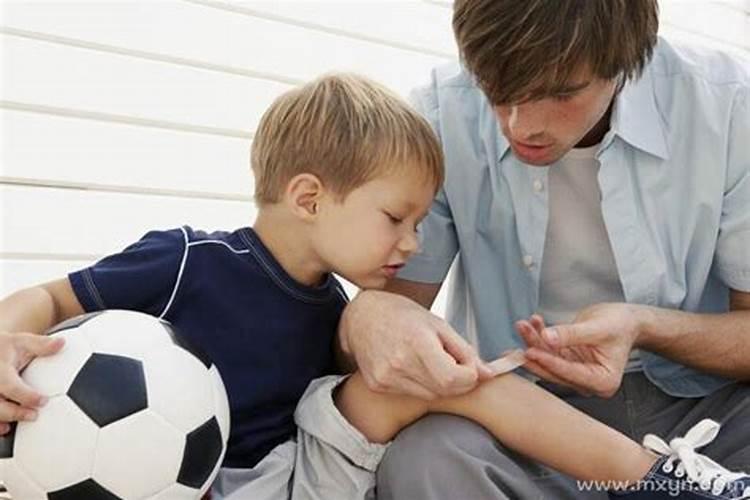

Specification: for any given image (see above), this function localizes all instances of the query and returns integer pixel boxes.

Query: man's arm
[636,288,750,380]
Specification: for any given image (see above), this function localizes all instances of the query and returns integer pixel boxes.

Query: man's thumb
[542,323,597,348]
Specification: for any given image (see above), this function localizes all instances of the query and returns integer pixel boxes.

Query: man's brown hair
[251,73,444,205]
[453,0,659,105]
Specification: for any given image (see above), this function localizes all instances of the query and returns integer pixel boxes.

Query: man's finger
[525,347,601,390]
[515,321,544,349]
[529,314,546,334]
[517,321,558,354]
[437,328,493,380]
[2,370,48,408]
[418,337,478,396]
[542,321,602,349]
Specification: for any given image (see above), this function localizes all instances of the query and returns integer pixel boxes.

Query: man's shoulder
[651,37,750,89]
[411,62,486,111]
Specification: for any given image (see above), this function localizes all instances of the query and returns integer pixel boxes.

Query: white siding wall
[1,1,749,311]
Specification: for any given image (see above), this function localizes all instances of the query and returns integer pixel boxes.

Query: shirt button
[533,179,544,192]
[523,255,534,268]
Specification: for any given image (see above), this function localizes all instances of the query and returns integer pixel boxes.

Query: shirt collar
[494,65,670,163]
[607,66,670,160]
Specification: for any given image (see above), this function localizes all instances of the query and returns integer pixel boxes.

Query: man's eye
[552,93,575,102]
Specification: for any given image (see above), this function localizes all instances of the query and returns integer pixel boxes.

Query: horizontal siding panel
[0,185,256,257]
[0,260,92,297]
[2,34,289,133]
[1,109,253,198]
[219,0,457,56]
[2,1,447,96]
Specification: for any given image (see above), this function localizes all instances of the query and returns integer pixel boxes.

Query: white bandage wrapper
[486,349,527,377]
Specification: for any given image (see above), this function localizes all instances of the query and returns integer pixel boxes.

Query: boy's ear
[284,173,324,220]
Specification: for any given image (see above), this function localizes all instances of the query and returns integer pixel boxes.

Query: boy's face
[312,167,435,290]
[493,73,619,166]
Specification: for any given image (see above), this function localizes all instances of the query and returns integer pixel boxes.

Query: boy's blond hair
[251,73,444,205]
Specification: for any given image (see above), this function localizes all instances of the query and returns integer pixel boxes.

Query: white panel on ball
[14,397,99,491]
[0,461,47,500]
[82,310,176,359]
[149,482,203,500]
[21,329,93,398]
[210,365,231,442]
[144,346,215,432]
[93,409,184,499]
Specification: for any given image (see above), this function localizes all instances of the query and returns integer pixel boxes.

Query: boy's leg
[375,373,750,500]
[211,439,296,500]
[339,370,654,483]
[376,413,604,500]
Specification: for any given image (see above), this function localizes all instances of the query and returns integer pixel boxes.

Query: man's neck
[576,99,615,148]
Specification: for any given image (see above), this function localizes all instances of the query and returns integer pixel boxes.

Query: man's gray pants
[376,372,750,499]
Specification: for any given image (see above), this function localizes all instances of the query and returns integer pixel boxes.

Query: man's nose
[507,103,546,139]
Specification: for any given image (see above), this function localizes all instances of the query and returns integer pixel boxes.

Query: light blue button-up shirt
[400,38,750,398]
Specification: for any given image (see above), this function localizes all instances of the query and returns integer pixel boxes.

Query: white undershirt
[538,144,642,372]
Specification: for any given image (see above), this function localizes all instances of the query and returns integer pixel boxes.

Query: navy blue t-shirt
[69,226,347,468]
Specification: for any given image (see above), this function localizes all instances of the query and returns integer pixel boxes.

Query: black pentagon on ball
[0,422,16,458]
[159,320,212,369]
[49,478,122,500]
[68,353,147,427]
[45,311,104,335]
[177,416,223,488]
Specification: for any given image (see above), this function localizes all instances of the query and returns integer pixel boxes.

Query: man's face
[494,74,619,166]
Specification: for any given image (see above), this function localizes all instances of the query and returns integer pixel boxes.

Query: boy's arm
[0,278,84,334]
[0,278,83,432]
[336,371,656,484]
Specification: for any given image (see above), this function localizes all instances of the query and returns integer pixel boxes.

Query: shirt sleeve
[68,227,187,316]
[715,87,750,292]
[398,80,459,284]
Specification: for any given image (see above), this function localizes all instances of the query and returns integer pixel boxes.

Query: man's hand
[516,303,646,398]
[0,332,64,434]
[340,290,492,400]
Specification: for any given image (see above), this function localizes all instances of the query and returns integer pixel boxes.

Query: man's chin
[511,146,561,166]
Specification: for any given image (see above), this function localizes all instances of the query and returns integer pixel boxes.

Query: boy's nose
[398,231,420,255]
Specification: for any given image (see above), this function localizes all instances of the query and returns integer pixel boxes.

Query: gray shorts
[211,375,387,500]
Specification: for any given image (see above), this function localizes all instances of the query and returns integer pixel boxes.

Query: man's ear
[284,173,324,221]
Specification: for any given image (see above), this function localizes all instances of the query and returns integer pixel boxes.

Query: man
[338,0,750,498]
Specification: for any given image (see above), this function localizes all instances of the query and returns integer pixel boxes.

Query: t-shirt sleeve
[68,227,187,316]
[715,88,750,292]
[398,80,459,284]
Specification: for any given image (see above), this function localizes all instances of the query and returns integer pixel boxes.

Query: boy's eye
[384,212,403,224]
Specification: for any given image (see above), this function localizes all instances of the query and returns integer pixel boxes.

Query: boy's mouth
[382,263,405,278]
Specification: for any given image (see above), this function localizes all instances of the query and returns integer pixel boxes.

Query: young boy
[0,74,747,500]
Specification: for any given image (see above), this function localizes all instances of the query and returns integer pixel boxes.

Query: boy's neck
[252,209,328,287]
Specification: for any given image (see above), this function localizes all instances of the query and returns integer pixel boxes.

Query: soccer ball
[0,310,230,500]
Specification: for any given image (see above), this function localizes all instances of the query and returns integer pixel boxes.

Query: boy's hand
[0,332,64,434]
[339,291,492,400]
